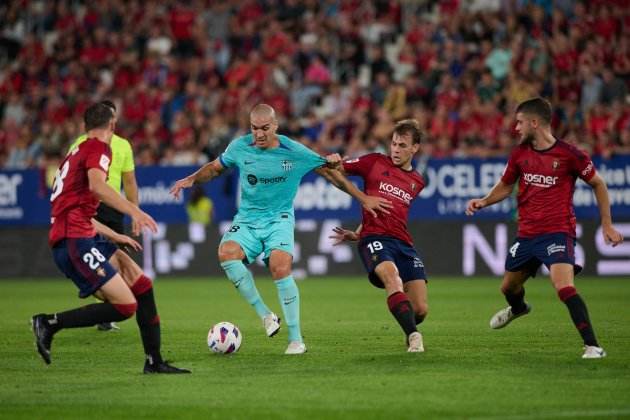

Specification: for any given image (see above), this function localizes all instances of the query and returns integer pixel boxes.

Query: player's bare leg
[108,250,190,373]
[375,262,421,352]
[549,263,605,359]
[269,250,304,354]
[404,279,428,325]
[490,270,531,329]
[219,241,279,337]
[32,275,137,365]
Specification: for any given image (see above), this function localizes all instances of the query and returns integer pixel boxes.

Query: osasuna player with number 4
[466,97,624,359]
[31,103,189,373]
[328,119,428,353]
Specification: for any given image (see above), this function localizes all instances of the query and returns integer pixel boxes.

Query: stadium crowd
[1,0,630,172]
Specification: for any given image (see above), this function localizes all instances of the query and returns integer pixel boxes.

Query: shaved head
[250,103,277,122]
[250,103,279,149]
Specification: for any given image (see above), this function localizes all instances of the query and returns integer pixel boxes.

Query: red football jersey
[501,140,596,238]
[344,153,425,245]
[49,138,112,246]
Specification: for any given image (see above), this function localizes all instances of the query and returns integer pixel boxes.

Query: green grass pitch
[1,277,629,419]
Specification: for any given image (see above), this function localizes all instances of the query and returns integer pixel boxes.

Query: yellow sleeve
[67,134,88,155]
[120,138,135,172]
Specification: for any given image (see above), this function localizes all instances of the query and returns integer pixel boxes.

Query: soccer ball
[207,322,242,354]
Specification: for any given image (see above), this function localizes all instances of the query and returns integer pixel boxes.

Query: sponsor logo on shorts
[523,173,558,188]
[96,267,106,277]
[547,243,566,256]
[413,257,424,268]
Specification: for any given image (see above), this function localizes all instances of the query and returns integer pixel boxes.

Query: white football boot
[263,313,281,337]
[407,331,424,353]
[285,341,307,355]
[582,346,607,359]
[489,304,531,329]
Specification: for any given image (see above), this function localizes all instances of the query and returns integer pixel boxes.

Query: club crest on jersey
[552,160,559,170]
[99,154,110,172]
[281,160,293,171]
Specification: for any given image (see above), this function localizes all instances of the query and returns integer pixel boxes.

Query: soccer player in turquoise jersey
[171,104,391,354]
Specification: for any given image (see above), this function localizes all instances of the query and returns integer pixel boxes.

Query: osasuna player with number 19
[32,103,189,373]
[329,119,428,352]
[466,97,623,359]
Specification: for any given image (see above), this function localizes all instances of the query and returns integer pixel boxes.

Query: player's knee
[500,283,519,295]
[270,263,291,280]
[380,275,403,292]
[415,302,428,319]
[113,301,137,319]
[218,244,242,262]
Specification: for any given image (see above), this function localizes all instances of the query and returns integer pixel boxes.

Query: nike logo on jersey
[244,161,255,165]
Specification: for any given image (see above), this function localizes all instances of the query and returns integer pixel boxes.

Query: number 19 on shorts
[367,241,383,253]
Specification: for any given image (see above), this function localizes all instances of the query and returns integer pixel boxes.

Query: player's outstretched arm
[170,159,225,199]
[465,180,514,216]
[315,167,393,217]
[88,168,157,235]
[587,173,624,246]
[92,218,142,251]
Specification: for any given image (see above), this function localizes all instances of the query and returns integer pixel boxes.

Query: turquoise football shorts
[220,218,294,264]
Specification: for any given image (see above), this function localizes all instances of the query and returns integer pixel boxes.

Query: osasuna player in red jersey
[329,120,428,352]
[31,103,190,373]
[466,97,624,359]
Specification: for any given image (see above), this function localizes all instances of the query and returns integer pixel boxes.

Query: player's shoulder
[556,139,590,160]
[509,142,530,157]
[227,134,254,149]
[277,135,310,152]
[348,152,385,164]
[409,167,425,184]
[80,137,109,154]
[111,134,133,149]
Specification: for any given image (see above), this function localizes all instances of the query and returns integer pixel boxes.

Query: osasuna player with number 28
[31,103,189,373]
[329,119,428,353]
[466,97,624,359]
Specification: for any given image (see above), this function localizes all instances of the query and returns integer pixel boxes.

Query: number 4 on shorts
[509,242,520,258]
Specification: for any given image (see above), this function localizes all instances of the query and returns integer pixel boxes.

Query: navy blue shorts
[358,235,427,289]
[52,235,119,298]
[505,232,582,276]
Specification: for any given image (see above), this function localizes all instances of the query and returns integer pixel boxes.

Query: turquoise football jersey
[219,134,326,225]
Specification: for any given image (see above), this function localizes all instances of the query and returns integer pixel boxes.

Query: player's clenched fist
[465,198,486,216]
[325,153,343,168]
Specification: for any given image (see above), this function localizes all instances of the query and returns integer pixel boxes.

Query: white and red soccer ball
[207,322,242,354]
